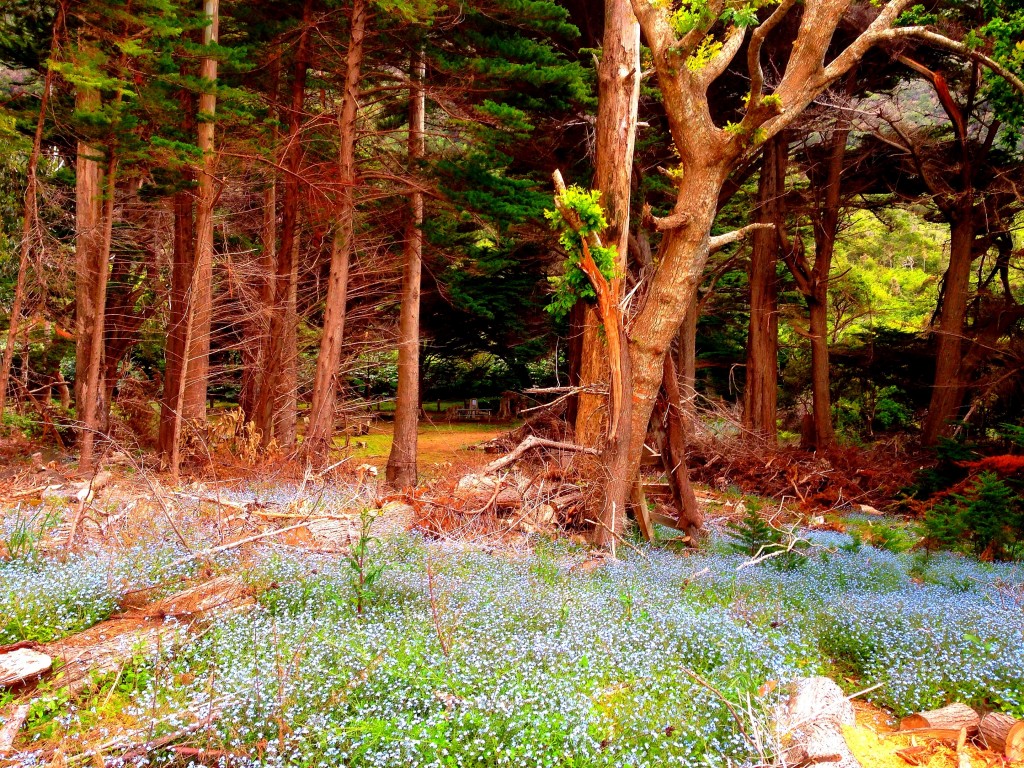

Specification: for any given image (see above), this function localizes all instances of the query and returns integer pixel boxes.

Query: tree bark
[74,84,104,417]
[922,211,976,444]
[0,22,56,419]
[575,0,641,449]
[386,47,426,489]
[303,0,366,461]
[659,353,703,535]
[240,55,280,425]
[182,0,220,424]
[79,153,118,472]
[743,134,786,444]
[678,296,698,437]
[158,183,195,464]
[256,0,312,446]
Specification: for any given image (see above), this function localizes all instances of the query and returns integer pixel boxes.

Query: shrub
[924,472,1023,560]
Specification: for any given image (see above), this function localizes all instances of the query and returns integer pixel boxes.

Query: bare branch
[701,25,747,89]
[888,27,1024,98]
[708,222,774,253]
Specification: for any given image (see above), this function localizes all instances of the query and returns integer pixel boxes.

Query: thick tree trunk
[806,293,833,447]
[575,0,641,449]
[743,135,786,444]
[922,212,976,445]
[79,155,118,472]
[74,87,104,416]
[0,44,54,419]
[158,186,195,463]
[623,169,727,501]
[256,0,312,446]
[182,0,220,424]
[303,0,366,460]
[386,47,426,489]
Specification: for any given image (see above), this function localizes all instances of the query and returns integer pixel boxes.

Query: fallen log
[900,703,979,734]
[979,712,1024,761]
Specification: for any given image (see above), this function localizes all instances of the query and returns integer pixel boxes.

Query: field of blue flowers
[2,523,1023,767]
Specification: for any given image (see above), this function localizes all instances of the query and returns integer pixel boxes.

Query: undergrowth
[4,528,1021,767]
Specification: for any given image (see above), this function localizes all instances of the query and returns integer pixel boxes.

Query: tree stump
[776,676,861,768]
[979,712,1024,761]
[900,703,980,734]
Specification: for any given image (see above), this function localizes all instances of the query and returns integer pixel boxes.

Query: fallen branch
[480,435,598,475]
[164,521,312,571]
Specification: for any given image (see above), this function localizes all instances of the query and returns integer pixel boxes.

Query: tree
[303,0,367,460]
[588,0,1024,543]
[386,46,426,488]
[575,0,642,453]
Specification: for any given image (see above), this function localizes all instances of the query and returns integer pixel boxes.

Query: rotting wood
[0,648,52,687]
[900,703,980,734]
[42,576,252,697]
[979,712,1024,761]
[0,704,29,754]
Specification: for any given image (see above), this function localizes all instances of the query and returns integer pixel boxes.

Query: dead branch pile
[407,442,604,541]
[685,436,920,512]
[476,397,573,454]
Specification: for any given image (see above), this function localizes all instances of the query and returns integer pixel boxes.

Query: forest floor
[342,421,511,473]
[0,431,1022,768]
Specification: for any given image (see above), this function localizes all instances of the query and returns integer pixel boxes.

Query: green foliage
[686,36,723,72]
[924,472,1024,560]
[726,506,808,569]
[3,505,61,560]
[345,508,388,615]
[544,186,619,319]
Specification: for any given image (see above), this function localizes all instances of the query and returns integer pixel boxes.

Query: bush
[923,472,1024,560]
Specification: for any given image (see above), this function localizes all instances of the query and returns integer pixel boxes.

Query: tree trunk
[922,212,976,445]
[800,78,854,450]
[256,0,312,446]
[79,154,118,472]
[303,0,366,461]
[158,184,195,464]
[74,85,104,417]
[622,169,728,504]
[240,55,280,425]
[575,0,641,449]
[182,0,220,424]
[660,352,702,534]
[0,30,56,419]
[386,47,425,488]
[240,178,276,422]
[273,228,300,446]
[678,295,698,437]
[743,135,786,444]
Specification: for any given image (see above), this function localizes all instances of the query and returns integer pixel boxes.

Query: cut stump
[979,712,1024,761]
[776,676,861,768]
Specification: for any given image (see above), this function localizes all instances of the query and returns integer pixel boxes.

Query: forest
[0,0,1023,766]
